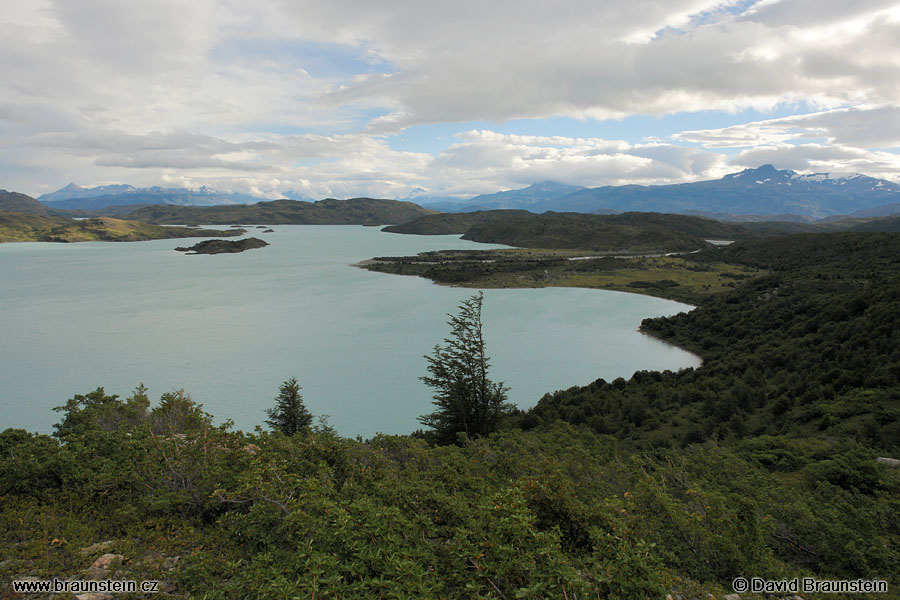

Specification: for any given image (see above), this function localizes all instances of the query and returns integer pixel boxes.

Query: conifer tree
[266,377,312,436]
[420,292,512,445]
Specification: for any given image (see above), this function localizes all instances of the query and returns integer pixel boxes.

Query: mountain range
[410,181,586,212]
[452,165,900,219]
[15,165,900,220]
[36,183,271,211]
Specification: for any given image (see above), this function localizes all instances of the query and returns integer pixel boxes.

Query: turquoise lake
[0,226,701,437]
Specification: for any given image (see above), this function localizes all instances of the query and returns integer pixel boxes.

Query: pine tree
[266,377,312,436]
[419,292,512,445]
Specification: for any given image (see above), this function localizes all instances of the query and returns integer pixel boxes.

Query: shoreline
[352,246,759,306]
[353,251,709,370]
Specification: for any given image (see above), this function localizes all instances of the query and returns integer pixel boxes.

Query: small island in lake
[175,237,269,255]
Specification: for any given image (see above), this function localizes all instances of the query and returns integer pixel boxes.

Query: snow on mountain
[35,183,269,210]
[530,165,900,219]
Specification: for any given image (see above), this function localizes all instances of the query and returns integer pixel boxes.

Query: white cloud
[730,144,900,180]
[673,106,900,182]
[676,106,900,148]
[0,0,897,196]
[425,131,728,196]
[310,0,900,128]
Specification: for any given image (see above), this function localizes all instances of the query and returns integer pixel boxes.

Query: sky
[1,0,899,200]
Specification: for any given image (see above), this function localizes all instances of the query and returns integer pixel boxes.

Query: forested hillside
[127,198,434,226]
[387,211,750,251]
[521,233,900,449]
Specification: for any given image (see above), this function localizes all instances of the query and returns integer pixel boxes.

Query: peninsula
[0,213,243,243]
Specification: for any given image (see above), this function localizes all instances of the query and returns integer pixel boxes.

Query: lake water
[0,226,701,437]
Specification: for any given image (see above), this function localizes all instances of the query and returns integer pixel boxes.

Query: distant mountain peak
[528,180,579,189]
[728,164,795,181]
[191,185,218,195]
[35,183,270,210]
[453,181,587,212]
[523,164,900,219]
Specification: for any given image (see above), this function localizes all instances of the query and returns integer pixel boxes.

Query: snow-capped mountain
[795,172,900,202]
[529,165,900,219]
[37,183,138,203]
[36,183,269,210]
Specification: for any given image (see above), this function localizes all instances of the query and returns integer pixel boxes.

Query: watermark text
[12,578,159,594]
[733,576,888,594]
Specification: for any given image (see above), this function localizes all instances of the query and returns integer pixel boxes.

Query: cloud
[427,130,727,195]
[0,0,897,196]
[676,106,900,148]
[310,0,900,128]
[2,124,735,198]
[730,144,900,179]
[23,129,276,170]
[672,106,900,181]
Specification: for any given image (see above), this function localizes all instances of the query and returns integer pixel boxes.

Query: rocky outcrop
[78,541,115,556]
[89,554,124,570]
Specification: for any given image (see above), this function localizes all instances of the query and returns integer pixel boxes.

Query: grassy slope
[362,248,760,304]
[0,212,242,243]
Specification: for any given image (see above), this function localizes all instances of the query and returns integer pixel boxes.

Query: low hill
[847,202,900,218]
[695,230,900,271]
[387,210,752,251]
[461,213,715,251]
[843,215,900,232]
[0,190,48,214]
[714,215,900,236]
[127,198,434,225]
[383,210,532,235]
[0,212,242,243]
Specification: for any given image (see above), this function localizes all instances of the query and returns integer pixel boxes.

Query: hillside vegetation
[127,198,435,226]
[361,249,759,304]
[523,233,900,448]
